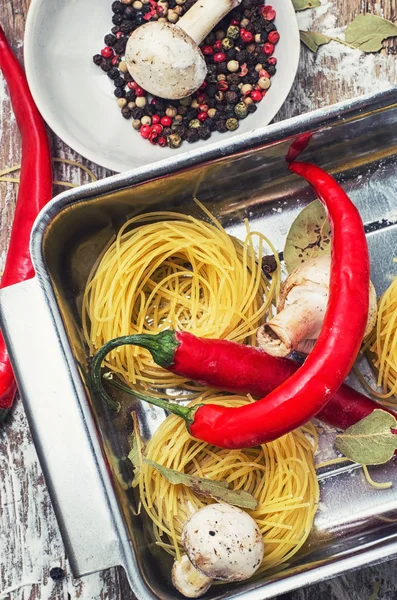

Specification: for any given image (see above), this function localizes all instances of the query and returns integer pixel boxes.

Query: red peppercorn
[140,125,152,139]
[198,112,208,122]
[268,31,280,44]
[202,45,214,55]
[213,40,223,51]
[199,103,209,112]
[241,30,254,43]
[149,131,159,145]
[152,115,160,124]
[199,81,208,90]
[101,47,114,59]
[158,136,167,147]
[135,86,145,96]
[251,90,263,102]
[197,94,206,104]
[128,81,138,90]
[239,28,246,36]
[214,52,227,63]
[161,116,172,127]
[151,98,158,105]
[151,123,163,134]
[259,69,271,79]
[217,81,229,92]
[267,56,277,65]
[111,55,120,65]
[116,32,124,39]
[261,5,276,20]
[263,42,274,55]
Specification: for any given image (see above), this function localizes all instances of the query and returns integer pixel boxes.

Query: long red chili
[92,162,370,448]
[0,27,52,420]
[91,329,394,431]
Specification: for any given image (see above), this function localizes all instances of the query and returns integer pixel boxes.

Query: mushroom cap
[171,555,212,598]
[125,22,207,100]
[181,503,264,582]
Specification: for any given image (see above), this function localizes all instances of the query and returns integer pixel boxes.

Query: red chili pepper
[0,27,52,421]
[285,132,313,164]
[92,163,370,448]
[91,329,394,430]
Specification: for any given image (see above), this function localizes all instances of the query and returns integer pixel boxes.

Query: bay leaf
[300,30,331,52]
[284,200,331,273]
[345,14,397,53]
[335,409,397,465]
[292,0,321,10]
[145,459,258,510]
[128,412,145,480]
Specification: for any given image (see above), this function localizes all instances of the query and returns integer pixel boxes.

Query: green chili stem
[103,372,195,424]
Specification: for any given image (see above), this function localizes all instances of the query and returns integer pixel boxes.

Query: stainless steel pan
[1,88,397,599]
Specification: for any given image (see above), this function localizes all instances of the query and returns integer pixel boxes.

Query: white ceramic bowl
[24,0,299,173]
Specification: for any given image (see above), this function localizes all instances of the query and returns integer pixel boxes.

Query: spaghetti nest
[82,203,280,393]
[137,394,319,575]
[362,264,397,403]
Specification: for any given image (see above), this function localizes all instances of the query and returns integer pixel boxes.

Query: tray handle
[0,277,128,578]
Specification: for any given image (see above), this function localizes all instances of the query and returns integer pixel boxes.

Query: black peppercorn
[246,53,257,66]
[121,107,132,119]
[131,107,144,119]
[104,34,116,46]
[125,90,135,102]
[135,13,144,26]
[114,87,125,98]
[226,49,236,61]
[163,127,173,137]
[142,4,151,14]
[112,0,124,12]
[50,568,65,582]
[215,120,228,133]
[114,38,128,54]
[154,99,166,112]
[186,128,200,143]
[124,6,135,19]
[205,32,216,45]
[124,71,133,83]
[225,91,238,104]
[146,104,157,115]
[107,66,120,80]
[112,13,123,25]
[186,107,197,120]
[266,64,277,76]
[93,54,102,66]
[113,75,125,87]
[226,73,240,84]
[247,103,257,114]
[100,58,112,72]
[198,126,211,140]
[111,25,120,34]
[262,255,278,275]
[178,106,187,116]
[120,19,134,34]
[205,117,216,131]
[205,84,217,98]
[217,62,228,74]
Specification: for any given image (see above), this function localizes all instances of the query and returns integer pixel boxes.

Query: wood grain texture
[0,0,397,598]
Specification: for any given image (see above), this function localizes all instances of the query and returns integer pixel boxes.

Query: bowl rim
[23,0,300,173]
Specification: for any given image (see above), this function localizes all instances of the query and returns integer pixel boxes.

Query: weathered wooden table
[1,0,396,598]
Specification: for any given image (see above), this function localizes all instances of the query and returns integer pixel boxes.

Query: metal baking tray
[1,88,397,600]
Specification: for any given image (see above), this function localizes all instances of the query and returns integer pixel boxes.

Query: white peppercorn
[166,106,178,117]
[117,97,127,108]
[127,101,136,109]
[119,61,128,73]
[227,60,239,73]
[132,119,141,130]
[167,10,179,22]
[255,63,263,72]
[207,108,217,118]
[132,0,143,8]
[141,115,152,125]
[136,96,147,108]
[241,83,253,94]
[258,77,271,90]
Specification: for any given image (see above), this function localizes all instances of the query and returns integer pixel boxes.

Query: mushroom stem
[178,0,242,44]
[172,555,213,598]
[257,292,327,358]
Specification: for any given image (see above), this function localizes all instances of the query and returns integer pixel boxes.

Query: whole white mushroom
[125,0,242,99]
[181,503,264,582]
[172,555,212,598]
[257,255,377,357]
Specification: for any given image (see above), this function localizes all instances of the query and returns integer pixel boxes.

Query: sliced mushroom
[257,255,377,357]
[125,0,242,99]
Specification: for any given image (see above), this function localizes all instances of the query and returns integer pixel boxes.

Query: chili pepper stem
[103,372,196,424]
